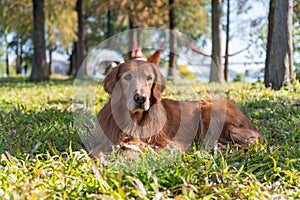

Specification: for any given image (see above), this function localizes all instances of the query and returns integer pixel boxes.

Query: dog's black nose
[133,93,146,104]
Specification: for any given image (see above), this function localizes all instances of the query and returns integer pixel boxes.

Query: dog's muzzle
[130,92,149,111]
[133,93,146,105]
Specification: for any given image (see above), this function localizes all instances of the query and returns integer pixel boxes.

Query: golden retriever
[93,58,263,155]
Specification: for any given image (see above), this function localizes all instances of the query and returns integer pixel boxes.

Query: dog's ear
[147,49,161,65]
[103,62,117,75]
[151,64,166,103]
[103,65,119,94]
[147,42,163,65]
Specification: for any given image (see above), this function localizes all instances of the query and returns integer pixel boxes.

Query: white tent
[86,49,124,79]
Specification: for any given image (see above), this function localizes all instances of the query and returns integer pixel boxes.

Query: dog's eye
[124,74,132,81]
[146,75,153,81]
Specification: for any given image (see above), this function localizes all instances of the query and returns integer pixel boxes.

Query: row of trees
[0,0,208,79]
[0,0,299,89]
[210,0,297,90]
[0,0,77,79]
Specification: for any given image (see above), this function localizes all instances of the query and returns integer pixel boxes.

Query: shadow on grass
[0,107,83,157]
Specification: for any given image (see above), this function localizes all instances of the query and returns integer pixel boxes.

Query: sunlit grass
[0,77,299,199]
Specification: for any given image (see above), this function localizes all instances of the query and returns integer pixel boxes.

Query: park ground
[0,77,299,199]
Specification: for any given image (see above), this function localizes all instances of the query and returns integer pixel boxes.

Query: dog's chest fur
[97,99,203,150]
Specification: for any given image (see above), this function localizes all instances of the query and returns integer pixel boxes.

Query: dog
[93,52,263,156]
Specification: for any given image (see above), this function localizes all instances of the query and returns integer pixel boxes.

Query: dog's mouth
[129,102,150,123]
[130,103,150,112]
[131,108,147,114]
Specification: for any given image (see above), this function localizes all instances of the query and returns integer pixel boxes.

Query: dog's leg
[200,100,263,145]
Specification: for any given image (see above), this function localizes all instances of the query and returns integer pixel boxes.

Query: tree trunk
[168,0,178,81]
[48,48,53,75]
[29,0,49,82]
[128,13,138,60]
[20,37,23,74]
[75,0,84,73]
[5,34,9,76]
[105,2,113,48]
[15,36,22,74]
[5,47,9,76]
[224,0,230,82]
[210,0,224,82]
[265,0,293,89]
[68,42,77,76]
[106,1,112,39]
[265,0,274,87]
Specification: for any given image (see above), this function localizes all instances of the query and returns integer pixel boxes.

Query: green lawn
[0,77,299,199]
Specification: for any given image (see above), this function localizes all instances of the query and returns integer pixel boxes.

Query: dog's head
[103,60,166,114]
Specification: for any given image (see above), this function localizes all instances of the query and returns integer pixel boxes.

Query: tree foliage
[2,0,32,37]
[175,0,208,39]
[293,0,300,54]
[45,0,77,50]
[0,0,32,74]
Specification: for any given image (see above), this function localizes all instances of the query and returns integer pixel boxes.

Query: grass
[0,76,299,199]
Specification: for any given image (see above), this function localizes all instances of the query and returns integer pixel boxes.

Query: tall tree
[75,0,84,74]
[68,0,85,76]
[5,35,9,76]
[45,0,77,74]
[1,0,32,75]
[265,0,293,89]
[224,0,230,82]
[106,1,113,39]
[168,0,178,81]
[29,0,48,81]
[210,0,224,82]
[0,2,10,76]
[14,35,23,74]
[85,0,123,51]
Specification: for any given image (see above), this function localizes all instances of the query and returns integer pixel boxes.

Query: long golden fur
[94,59,263,155]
